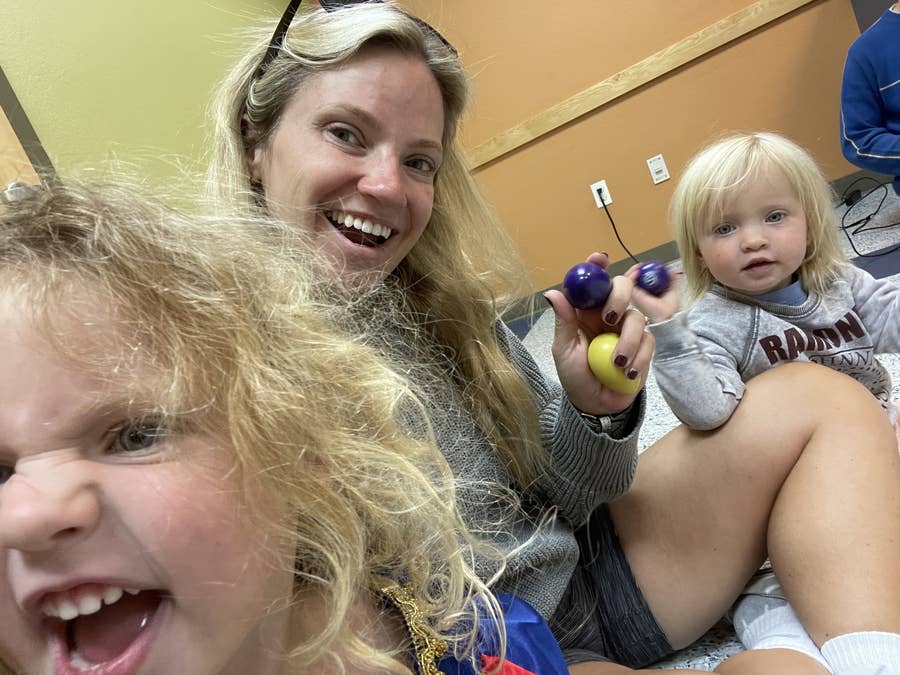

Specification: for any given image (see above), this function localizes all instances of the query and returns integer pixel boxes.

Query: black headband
[250,0,457,84]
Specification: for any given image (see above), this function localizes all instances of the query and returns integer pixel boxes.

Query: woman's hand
[545,252,654,415]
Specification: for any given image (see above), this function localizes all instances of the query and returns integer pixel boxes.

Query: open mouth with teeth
[42,584,163,673]
[325,210,393,248]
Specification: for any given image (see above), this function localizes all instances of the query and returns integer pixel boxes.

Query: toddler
[0,180,566,675]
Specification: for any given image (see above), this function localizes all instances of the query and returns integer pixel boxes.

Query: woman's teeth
[327,210,393,240]
[41,585,140,620]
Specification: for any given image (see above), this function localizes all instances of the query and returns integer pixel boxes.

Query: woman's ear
[241,116,265,184]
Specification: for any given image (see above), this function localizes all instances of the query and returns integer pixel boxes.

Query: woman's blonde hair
[205,1,546,489]
[0,180,502,674]
[670,131,848,304]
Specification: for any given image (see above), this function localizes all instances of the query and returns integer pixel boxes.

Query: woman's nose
[0,466,101,553]
[357,155,407,207]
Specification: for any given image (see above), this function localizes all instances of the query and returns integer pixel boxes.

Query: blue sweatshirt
[840,7,900,187]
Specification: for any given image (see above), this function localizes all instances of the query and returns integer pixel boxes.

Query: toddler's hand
[627,263,681,324]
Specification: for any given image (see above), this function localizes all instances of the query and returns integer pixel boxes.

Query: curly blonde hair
[204,2,547,489]
[0,180,503,674]
[670,131,848,305]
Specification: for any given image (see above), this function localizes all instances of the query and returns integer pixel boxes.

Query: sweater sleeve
[497,323,641,526]
[847,265,900,352]
[840,35,900,176]
[648,310,744,430]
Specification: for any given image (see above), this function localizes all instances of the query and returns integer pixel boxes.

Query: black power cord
[595,185,641,265]
[838,177,900,259]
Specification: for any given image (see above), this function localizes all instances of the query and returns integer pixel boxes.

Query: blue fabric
[437,594,568,675]
[840,8,900,176]
[757,278,807,306]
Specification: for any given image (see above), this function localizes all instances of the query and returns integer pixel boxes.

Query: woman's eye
[406,157,437,175]
[112,423,168,455]
[327,126,361,146]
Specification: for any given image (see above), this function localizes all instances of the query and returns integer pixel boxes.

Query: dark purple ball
[562,262,611,310]
[636,261,671,296]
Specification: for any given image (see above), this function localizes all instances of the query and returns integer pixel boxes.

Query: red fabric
[480,654,538,675]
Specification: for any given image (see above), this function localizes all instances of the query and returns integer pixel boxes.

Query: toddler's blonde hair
[0,179,502,674]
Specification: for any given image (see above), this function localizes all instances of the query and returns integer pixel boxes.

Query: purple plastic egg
[636,261,670,296]
[562,262,611,310]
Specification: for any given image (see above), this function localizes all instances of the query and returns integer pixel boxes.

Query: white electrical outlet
[647,154,670,184]
[590,180,612,207]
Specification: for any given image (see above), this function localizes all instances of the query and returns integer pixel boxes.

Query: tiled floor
[520,179,900,669]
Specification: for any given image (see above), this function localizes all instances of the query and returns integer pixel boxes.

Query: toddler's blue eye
[713,223,735,236]
[114,423,167,454]
[0,465,13,485]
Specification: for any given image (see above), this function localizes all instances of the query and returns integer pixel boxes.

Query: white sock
[821,631,900,674]
[733,595,830,668]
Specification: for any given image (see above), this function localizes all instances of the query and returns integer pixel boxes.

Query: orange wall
[404,0,862,290]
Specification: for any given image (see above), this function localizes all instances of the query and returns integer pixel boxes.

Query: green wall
[0,1,280,183]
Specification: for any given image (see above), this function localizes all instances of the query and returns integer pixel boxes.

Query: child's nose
[0,467,101,552]
[740,227,767,251]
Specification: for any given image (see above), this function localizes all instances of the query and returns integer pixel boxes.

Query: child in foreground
[631,130,900,671]
[0,181,566,675]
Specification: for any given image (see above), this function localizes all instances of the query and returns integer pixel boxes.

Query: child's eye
[111,422,168,455]
[713,223,735,236]
[766,211,786,223]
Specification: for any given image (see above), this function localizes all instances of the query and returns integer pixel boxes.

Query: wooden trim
[466,0,821,169]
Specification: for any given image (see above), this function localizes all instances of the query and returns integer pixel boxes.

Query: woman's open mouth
[41,584,164,675]
[325,210,393,248]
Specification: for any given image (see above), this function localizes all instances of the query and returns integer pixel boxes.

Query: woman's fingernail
[627,368,640,380]
[605,311,618,324]
[614,354,628,368]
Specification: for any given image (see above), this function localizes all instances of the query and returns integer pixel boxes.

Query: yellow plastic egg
[587,333,642,395]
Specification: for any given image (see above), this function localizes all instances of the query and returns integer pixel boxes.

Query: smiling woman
[0,180,561,675]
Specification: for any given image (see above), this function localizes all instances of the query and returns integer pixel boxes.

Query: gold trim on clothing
[378,581,448,675]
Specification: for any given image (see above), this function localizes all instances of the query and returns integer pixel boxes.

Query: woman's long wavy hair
[204,2,547,489]
[0,180,502,674]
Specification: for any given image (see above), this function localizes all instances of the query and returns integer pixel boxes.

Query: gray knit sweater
[649,264,900,430]
[381,316,642,620]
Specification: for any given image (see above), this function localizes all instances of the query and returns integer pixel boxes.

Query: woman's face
[248,47,446,286]
[0,291,297,675]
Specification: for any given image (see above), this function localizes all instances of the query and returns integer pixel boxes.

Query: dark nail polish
[614,355,627,368]
[627,368,640,380]
[605,311,618,324]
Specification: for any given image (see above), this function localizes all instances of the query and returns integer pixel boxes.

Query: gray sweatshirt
[649,264,900,430]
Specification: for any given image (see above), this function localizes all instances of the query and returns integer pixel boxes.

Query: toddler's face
[697,165,808,296]
[0,291,295,675]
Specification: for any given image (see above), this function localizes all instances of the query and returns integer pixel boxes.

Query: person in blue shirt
[840,2,900,194]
